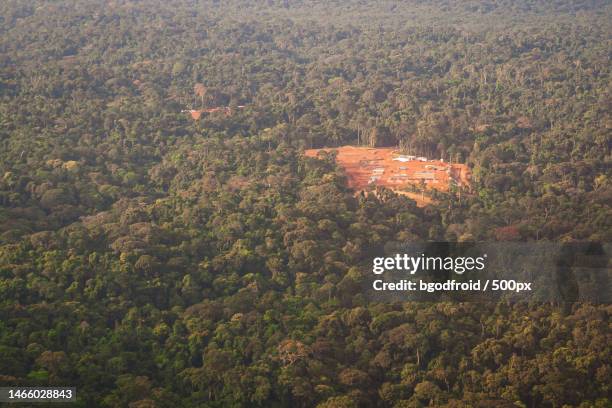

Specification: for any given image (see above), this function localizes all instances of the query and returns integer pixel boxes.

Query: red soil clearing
[187,106,246,120]
[305,146,470,205]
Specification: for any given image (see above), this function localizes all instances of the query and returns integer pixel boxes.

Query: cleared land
[305,146,470,205]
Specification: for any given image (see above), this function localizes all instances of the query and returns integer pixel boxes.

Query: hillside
[0,1,610,407]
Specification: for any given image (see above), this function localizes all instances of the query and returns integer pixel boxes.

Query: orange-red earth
[305,146,470,206]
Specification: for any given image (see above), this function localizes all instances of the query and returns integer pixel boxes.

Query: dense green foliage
[0,1,610,407]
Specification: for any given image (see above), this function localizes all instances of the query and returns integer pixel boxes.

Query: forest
[0,0,610,407]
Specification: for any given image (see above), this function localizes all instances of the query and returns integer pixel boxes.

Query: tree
[194,83,207,109]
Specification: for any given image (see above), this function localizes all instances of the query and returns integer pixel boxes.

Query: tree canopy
[0,1,610,407]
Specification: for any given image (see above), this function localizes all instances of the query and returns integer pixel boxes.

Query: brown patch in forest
[185,106,246,120]
[305,146,470,206]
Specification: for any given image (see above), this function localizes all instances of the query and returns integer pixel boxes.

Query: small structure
[412,171,436,180]
[393,155,416,162]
